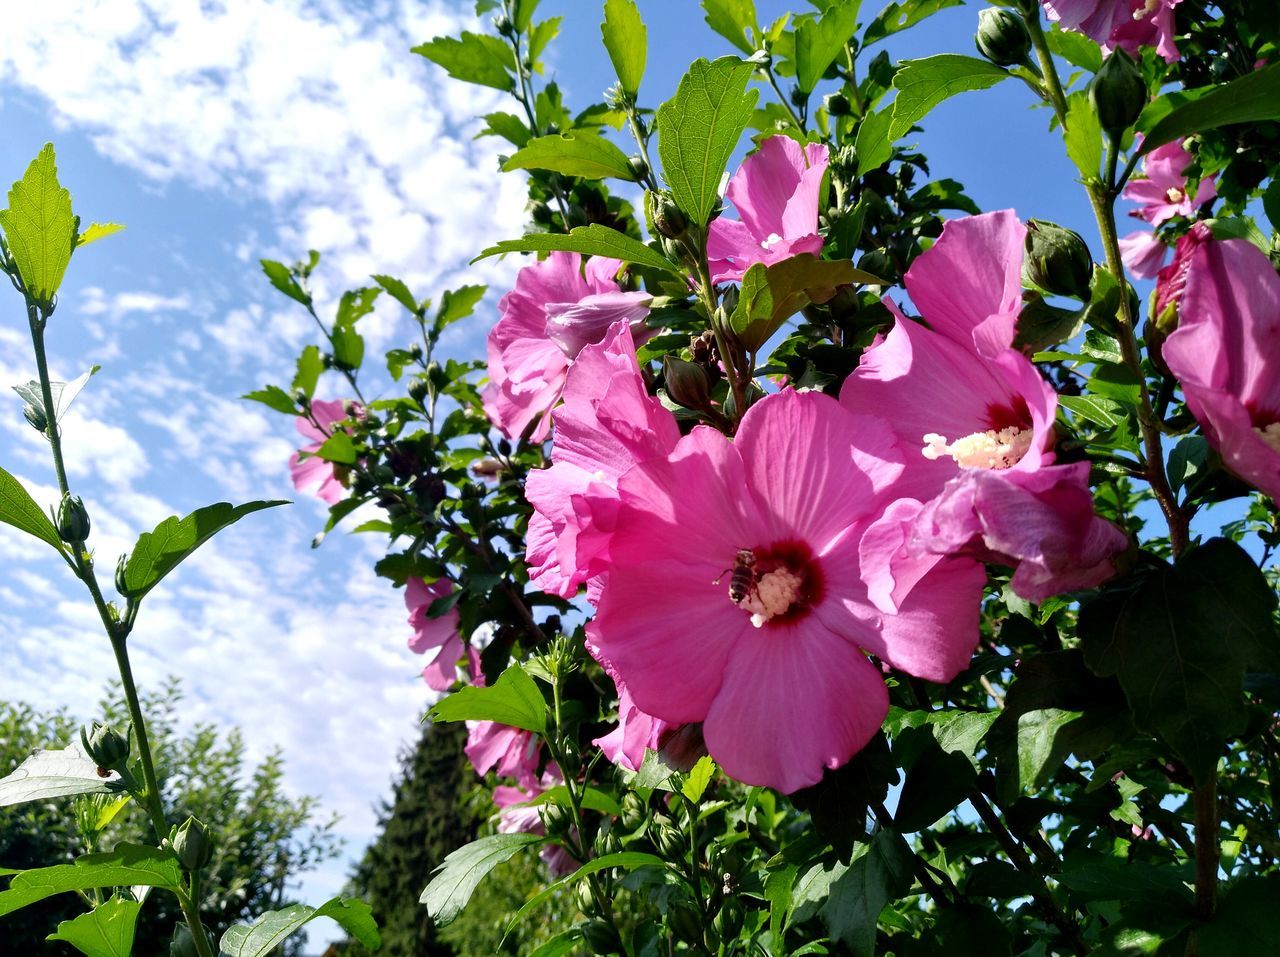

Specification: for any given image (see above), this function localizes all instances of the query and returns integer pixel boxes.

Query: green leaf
[0,845,182,918]
[412,33,515,91]
[122,500,288,600]
[863,0,963,46]
[602,0,647,97]
[220,897,380,955]
[823,829,914,957]
[854,109,894,175]
[1141,62,1280,154]
[1046,25,1102,72]
[889,55,1010,140]
[14,366,100,424]
[420,833,545,925]
[260,260,309,306]
[1015,708,1083,791]
[1059,394,1126,429]
[428,664,548,733]
[657,57,759,226]
[437,284,487,329]
[0,143,76,307]
[242,386,296,416]
[314,431,358,465]
[525,785,622,817]
[529,17,562,64]
[479,111,532,147]
[292,345,324,399]
[1064,90,1103,182]
[473,223,678,275]
[731,254,883,351]
[681,755,716,803]
[503,852,666,936]
[46,896,141,957]
[1080,538,1279,783]
[794,3,860,94]
[1197,874,1280,957]
[75,222,125,248]
[372,274,419,315]
[0,464,64,553]
[701,0,759,54]
[526,929,583,957]
[0,746,122,807]
[503,131,638,180]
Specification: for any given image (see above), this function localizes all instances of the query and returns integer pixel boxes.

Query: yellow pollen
[737,567,804,628]
[922,426,1033,470]
[1255,423,1280,454]
[1165,186,1185,203]
[1134,0,1159,18]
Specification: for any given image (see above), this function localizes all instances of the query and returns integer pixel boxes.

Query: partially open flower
[405,577,463,692]
[289,398,358,505]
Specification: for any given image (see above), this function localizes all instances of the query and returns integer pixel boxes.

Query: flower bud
[581,918,624,955]
[80,722,130,772]
[975,8,1031,68]
[628,155,648,180]
[23,403,47,432]
[789,85,808,108]
[407,378,430,406]
[1090,49,1146,136]
[619,792,646,830]
[491,13,514,37]
[1023,220,1094,300]
[654,821,685,858]
[57,493,91,544]
[652,194,688,239]
[746,49,771,68]
[115,554,129,596]
[575,879,599,917]
[169,923,214,957]
[171,816,214,871]
[664,356,712,411]
[538,803,572,837]
[289,387,308,408]
[824,92,852,117]
[668,901,703,945]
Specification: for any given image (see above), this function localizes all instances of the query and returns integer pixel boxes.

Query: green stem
[177,889,216,957]
[1023,11,1070,124]
[27,305,71,496]
[763,65,805,132]
[109,634,169,840]
[624,109,661,192]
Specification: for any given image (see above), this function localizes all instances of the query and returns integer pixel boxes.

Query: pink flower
[289,398,355,505]
[841,210,1127,603]
[525,323,680,598]
[1122,141,1216,228]
[588,389,987,793]
[483,252,652,442]
[405,577,463,691]
[707,136,828,284]
[1119,230,1169,280]
[592,673,672,773]
[1162,238,1280,500]
[494,768,577,877]
[465,721,541,790]
[1153,222,1212,320]
[1042,0,1182,62]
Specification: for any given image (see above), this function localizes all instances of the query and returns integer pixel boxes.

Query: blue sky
[0,0,1118,948]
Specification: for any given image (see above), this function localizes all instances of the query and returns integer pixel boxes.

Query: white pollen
[1165,186,1185,203]
[921,426,1033,470]
[737,567,804,628]
[1255,423,1280,454]
[760,232,785,250]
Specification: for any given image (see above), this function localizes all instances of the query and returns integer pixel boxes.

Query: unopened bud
[652,194,688,239]
[407,377,430,406]
[824,92,852,117]
[663,357,712,411]
[23,404,47,432]
[575,879,599,916]
[289,387,308,408]
[654,822,685,858]
[1090,49,1146,136]
[628,154,648,180]
[581,918,624,955]
[668,901,703,945]
[492,13,514,37]
[975,8,1031,67]
[1023,220,1094,299]
[80,722,130,772]
[115,554,129,596]
[56,493,90,544]
[171,816,214,871]
[620,791,646,830]
[789,86,808,108]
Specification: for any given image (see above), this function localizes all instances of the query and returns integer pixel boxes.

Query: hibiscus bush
[3,0,1280,955]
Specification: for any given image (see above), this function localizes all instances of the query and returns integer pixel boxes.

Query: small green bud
[652,194,688,239]
[581,918,624,955]
[80,722,130,772]
[538,803,572,837]
[289,387,308,408]
[56,493,91,544]
[789,85,808,108]
[408,343,423,361]
[654,821,685,858]
[171,816,214,871]
[668,901,703,945]
[492,13,514,37]
[115,554,129,596]
[628,154,648,180]
[407,377,430,406]
[713,904,742,942]
[1090,49,1147,136]
[824,92,852,117]
[975,8,1031,67]
[1023,219,1094,300]
[575,878,598,917]
[663,356,712,411]
[619,791,646,830]
[23,403,47,432]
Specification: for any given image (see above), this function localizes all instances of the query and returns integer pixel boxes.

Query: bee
[715,549,757,604]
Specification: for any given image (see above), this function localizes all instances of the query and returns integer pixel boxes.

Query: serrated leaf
[412,32,515,91]
[421,833,545,925]
[529,17,562,64]
[0,464,64,552]
[220,897,380,955]
[863,0,963,46]
[428,664,547,733]
[681,755,716,803]
[854,108,894,175]
[657,57,758,226]
[1059,394,1125,428]
[0,846,181,918]
[889,55,1009,140]
[0,745,122,807]
[122,500,288,600]
[46,896,140,957]
[372,274,419,315]
[1064,90,1103,182]
[730,254,883,351]
[479,111,532,147]
[0,143,76,306]
[504,131,637,180]
[823,828,914,957]
[75,222,125,248]
[1015,708,1083,791]
[1046,25,1102,72]
[314,432,357,465]
[242,386,297,415]
[794,3,860,94]
[437,284,487,328]
[1080,538,1279,783]
[292,345,324,398]
[260,260,309,306]
[1140,62,1280,155]
[474,223,678,274]
[701,0,759,54]
[602,0,646,96]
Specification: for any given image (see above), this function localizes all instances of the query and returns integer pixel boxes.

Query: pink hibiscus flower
[1119,230,1169,280]
[494,768,576,876]
[1152,221,1212,320]
[405,577,463,691]
[1162,237,1280,500]
[524,322,680,598]
[841,210,1128,604]
[289,398,356,505]
[1042,0,1182,62]
[483,252,652,442]
[592,673,672,773]
[707,136,829,284]
[588,389,987,793]
[1122,141,1216,228]
[465,720,542,791]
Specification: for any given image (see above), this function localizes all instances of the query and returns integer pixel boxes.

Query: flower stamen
[1255,423,1280,454]
[922,426,1033,470]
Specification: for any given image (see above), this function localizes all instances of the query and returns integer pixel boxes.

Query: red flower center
[723,540,825,627]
